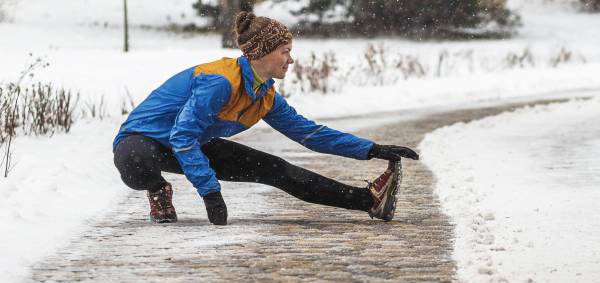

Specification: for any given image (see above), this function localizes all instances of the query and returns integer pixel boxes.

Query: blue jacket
[114,56,374,196]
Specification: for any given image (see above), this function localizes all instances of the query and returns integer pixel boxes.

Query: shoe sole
[152,219,177,224]
[151,213,178,224]
[152,218,178,224]
[381,160,402,221]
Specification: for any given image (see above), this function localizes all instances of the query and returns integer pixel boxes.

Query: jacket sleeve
[169,75,230,196]
[263,93,374,160]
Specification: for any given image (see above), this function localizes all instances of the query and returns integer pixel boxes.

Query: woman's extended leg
[201,138,374,211]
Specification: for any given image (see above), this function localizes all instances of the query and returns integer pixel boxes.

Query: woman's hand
[203,191,228,225]
[368,144,419,161]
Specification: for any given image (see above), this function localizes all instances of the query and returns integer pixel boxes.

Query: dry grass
[281,45,586,96]
[0,83,78,143]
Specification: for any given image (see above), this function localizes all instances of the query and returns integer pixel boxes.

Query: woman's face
[256,42,294,80]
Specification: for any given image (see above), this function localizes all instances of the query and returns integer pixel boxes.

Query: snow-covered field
[420,98,600,283]
[1,0,600,282]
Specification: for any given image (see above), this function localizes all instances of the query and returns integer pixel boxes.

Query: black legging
[113,135,373,211]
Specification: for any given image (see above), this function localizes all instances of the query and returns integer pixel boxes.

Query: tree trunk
[220,0,254,49]
[123,0,129,52]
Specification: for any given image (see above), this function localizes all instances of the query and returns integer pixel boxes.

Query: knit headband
[235,12,293,60]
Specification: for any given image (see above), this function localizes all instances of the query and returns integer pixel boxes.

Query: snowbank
[0,118,127,282]
[420,97,600,282]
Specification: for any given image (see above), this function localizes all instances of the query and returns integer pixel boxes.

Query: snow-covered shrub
[120,89,137,115]
[0,0,8,22]
[0,55,95,143]
[281,44,429,95]
[0,83,78,143]
[191,0,253,29]
[289,51,343,94]
[503,48,535,69]
[81,94,108,120]
[279,45,586,96]
[479,0,514,24]
[363,44,426,82]
[549,47,578,67]
[286,0,355,36]
[22,83,77,135]
[580,0,600,11]
[192,0,220,26]
[0,86,16,141]
[263,0,521,38]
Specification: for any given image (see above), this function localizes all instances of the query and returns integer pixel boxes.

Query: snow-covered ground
[420,97,600,283]
[0,119,129,282]
[1,0,600,282]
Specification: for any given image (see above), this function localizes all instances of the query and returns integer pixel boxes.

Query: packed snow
[1,0,600,282]
[420,97,600,283]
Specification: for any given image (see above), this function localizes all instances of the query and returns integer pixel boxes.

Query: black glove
[202,191,228,225]
[368,144,419,161]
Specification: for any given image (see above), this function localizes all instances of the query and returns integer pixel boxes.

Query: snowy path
[29,178,273,282]
[27,98,571,282]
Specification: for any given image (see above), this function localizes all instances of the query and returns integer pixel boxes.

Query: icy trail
[26,97,571,282]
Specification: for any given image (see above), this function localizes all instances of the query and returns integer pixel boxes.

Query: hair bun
[235,11,255,36]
